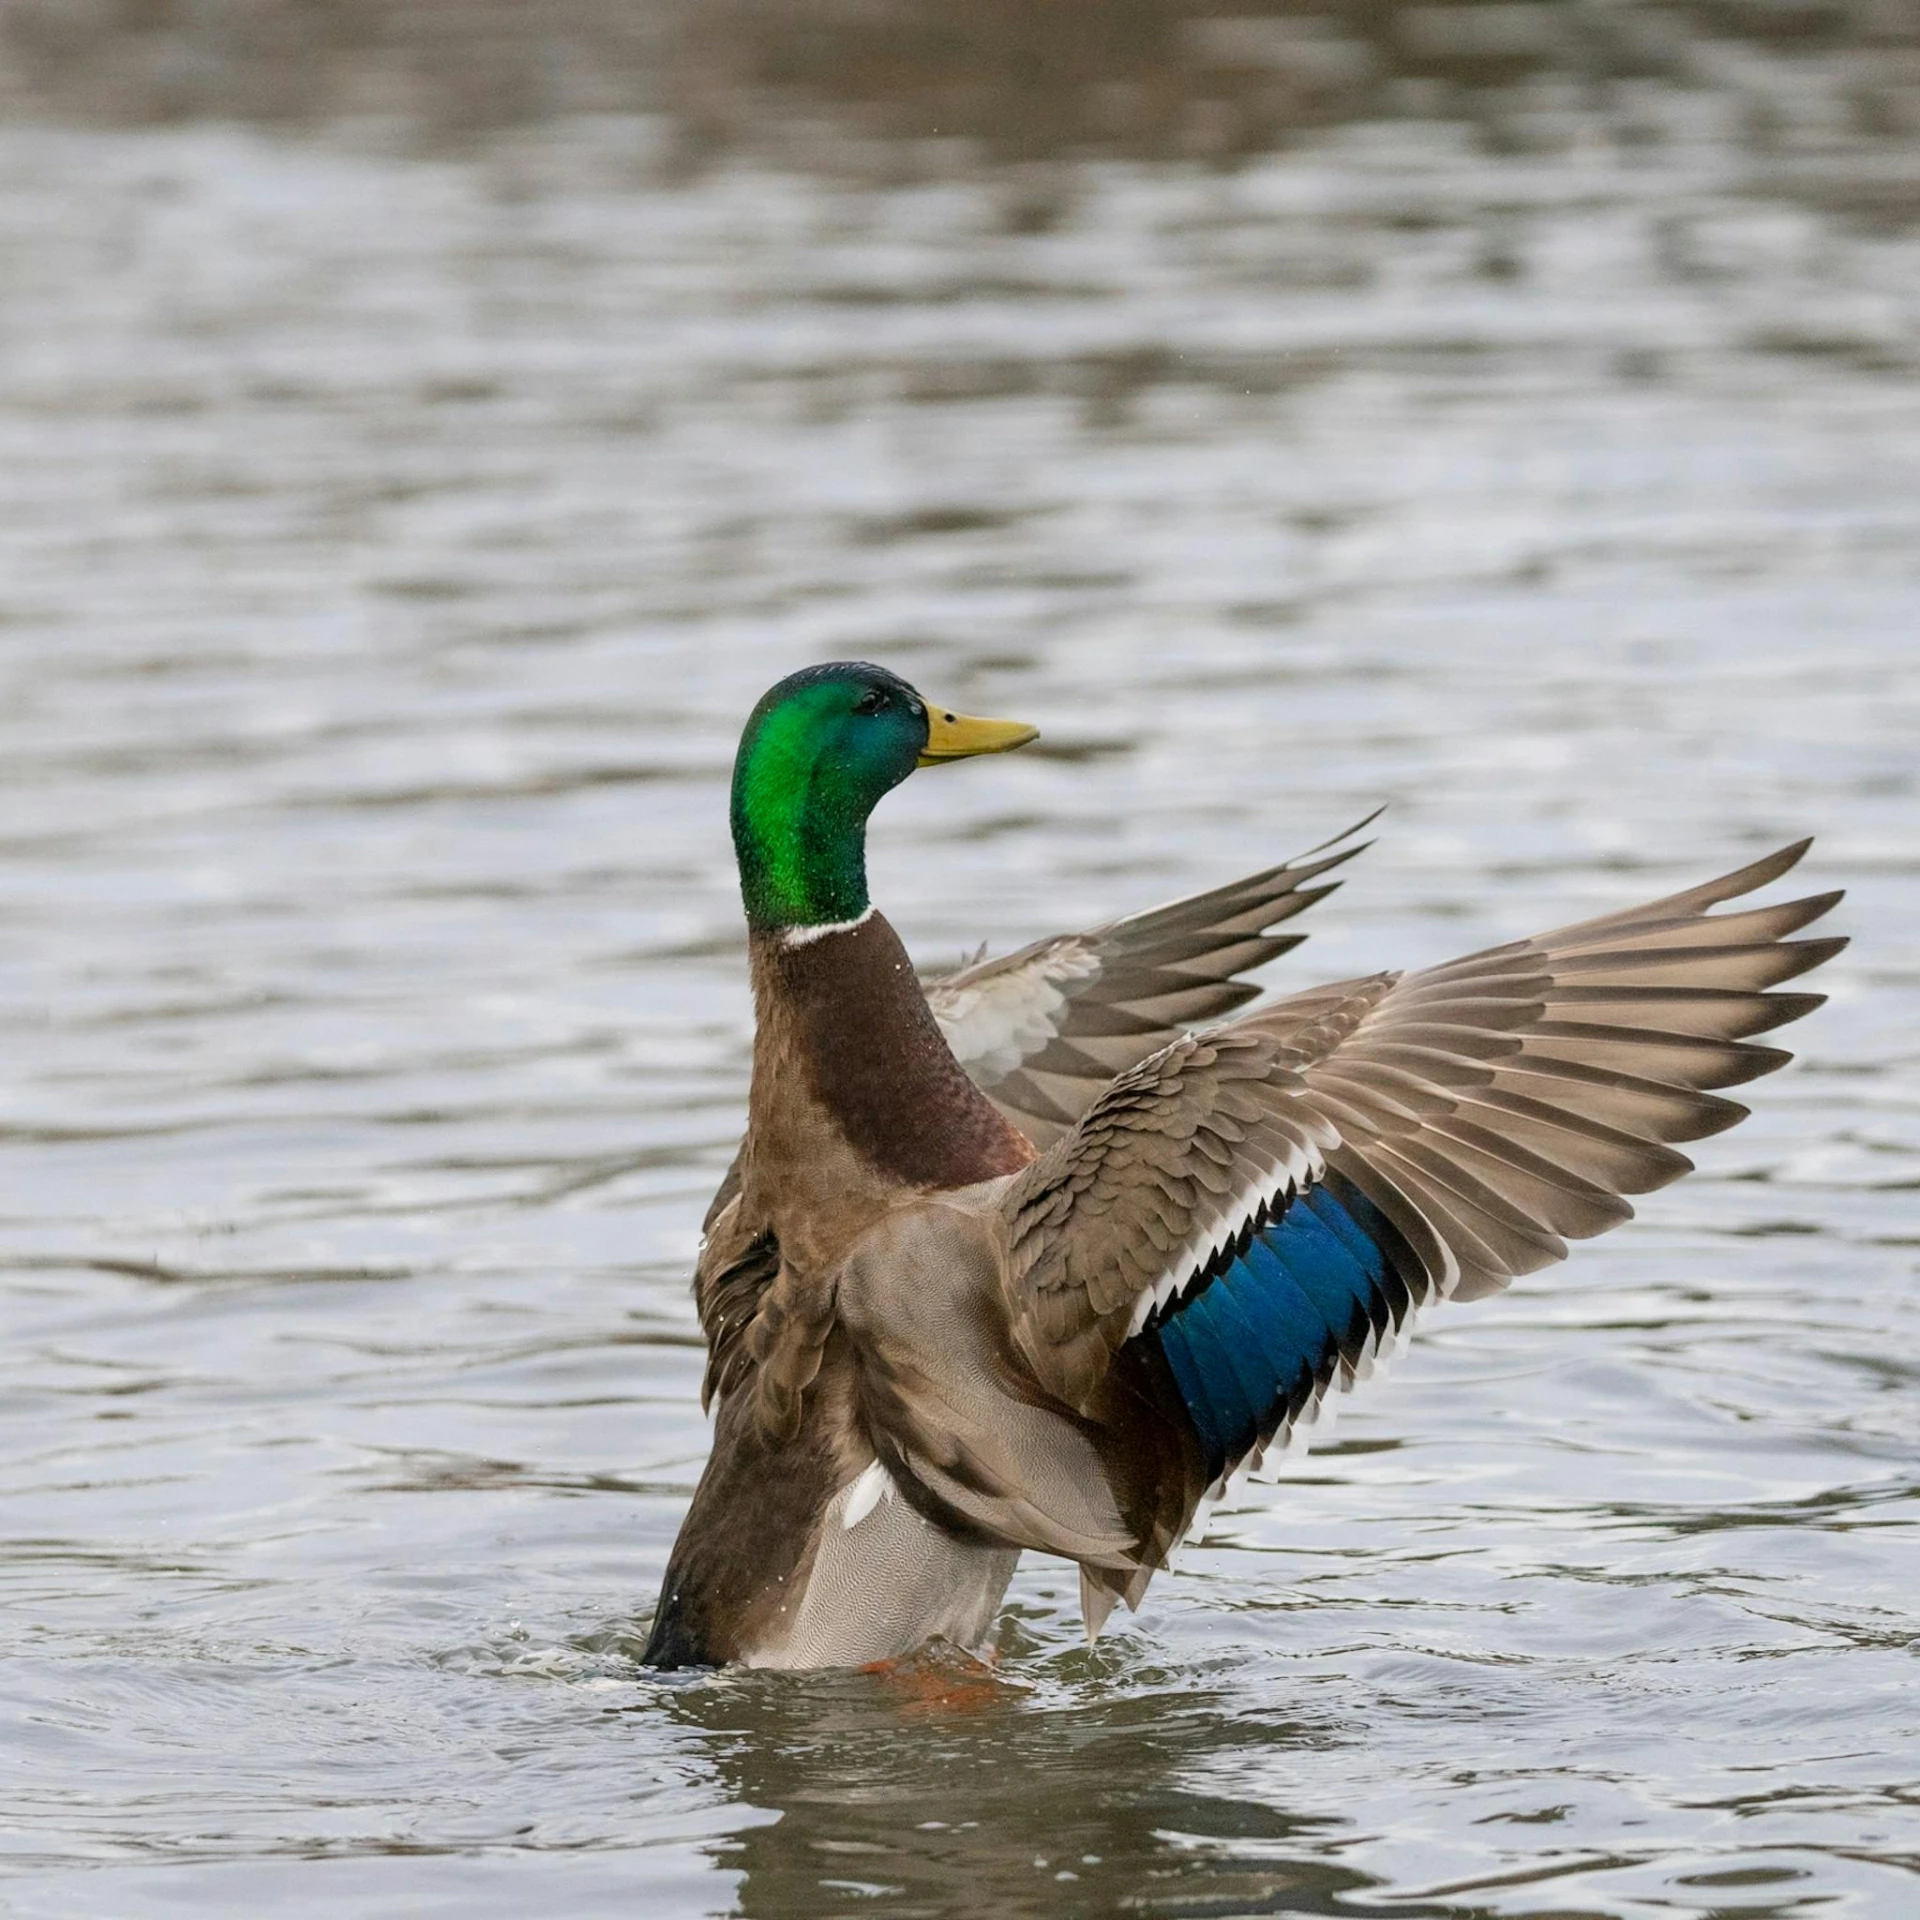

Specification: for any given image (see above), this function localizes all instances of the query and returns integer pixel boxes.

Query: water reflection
[649,1658,1393,1920]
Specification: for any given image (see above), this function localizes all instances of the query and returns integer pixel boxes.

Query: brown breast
[742,912,1035,1272]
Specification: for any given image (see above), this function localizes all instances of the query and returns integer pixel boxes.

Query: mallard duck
[642,661,1843,1670]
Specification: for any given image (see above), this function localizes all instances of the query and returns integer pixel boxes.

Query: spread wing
[925,815,1378,1149]
[986,840,1843,1608]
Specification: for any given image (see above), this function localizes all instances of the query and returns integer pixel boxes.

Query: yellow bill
[917,706,1040,766]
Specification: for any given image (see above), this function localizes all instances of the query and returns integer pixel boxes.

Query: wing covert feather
[928,817,1378,1147]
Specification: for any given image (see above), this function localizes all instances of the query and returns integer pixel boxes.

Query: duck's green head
[731,661,1037,934]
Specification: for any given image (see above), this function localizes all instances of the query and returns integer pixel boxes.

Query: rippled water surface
[2,6,1917,1915]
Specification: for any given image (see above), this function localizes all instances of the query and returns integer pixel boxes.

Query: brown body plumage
[648,911,1036,1666]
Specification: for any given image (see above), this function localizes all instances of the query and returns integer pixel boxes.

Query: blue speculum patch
[1153,1182,1405,1480]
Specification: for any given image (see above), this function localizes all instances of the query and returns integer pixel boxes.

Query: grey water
[1,5,1916,1914]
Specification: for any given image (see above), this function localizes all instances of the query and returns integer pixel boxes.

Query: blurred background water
[0,3,1916,1915]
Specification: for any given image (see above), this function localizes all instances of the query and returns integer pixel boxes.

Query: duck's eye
[852,688,888,716]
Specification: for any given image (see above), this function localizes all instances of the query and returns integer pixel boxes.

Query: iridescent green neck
[730,705,873,932]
